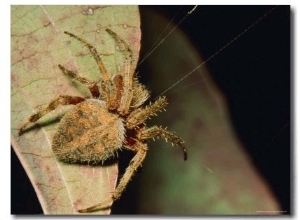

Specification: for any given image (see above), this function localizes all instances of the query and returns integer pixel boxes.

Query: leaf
[11,5,141,214]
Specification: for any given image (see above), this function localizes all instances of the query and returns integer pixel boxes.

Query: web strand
[138,6,199,66]
[158,6,278,97]
[139,6,184,65]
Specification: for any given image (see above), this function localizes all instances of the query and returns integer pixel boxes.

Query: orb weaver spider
[19,28,187,213]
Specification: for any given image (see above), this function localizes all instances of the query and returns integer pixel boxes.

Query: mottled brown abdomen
[52,99,125,164]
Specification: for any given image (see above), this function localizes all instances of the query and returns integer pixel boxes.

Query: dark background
[11,5,290,214]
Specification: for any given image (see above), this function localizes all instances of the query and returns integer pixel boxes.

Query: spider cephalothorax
[19,29,187,213]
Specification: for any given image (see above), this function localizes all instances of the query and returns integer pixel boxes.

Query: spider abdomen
[52,99,125,164]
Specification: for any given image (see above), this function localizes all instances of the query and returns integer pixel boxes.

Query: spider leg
[19,95,85,135]
[138,126,187,161]
[63,31,110,82]
[63,31,118,110]
[58,64,100,98]
[126,96,168,129]
[106,29,134,115]
[78,142,147,213]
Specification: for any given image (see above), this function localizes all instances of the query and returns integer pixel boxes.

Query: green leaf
[11,5,140,214]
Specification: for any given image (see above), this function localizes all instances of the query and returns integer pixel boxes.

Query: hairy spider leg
[126,96,168,129]
[138,126,187,161]
[19,95,85,135]
[63,31,110,82]
[63,31,116,110]
[126,95,187,160]
[58,64,100,98]
[105,28,134,115]
[78,141,148,213]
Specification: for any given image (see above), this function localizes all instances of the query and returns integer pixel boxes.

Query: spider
[18,28,187,213]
